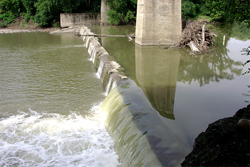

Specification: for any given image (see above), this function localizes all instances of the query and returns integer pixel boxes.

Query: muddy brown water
[0,25,249,166]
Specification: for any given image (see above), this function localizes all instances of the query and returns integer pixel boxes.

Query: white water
[111,81,117,90]
[104,77,113,96]
[97,61,104,79]
[0,103,120,167]
[85,37,91,49]
[91,46,97,63]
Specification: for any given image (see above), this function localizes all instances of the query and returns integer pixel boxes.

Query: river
[0,32,120,166]
[0,24,249,166]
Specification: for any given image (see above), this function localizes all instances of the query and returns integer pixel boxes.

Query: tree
[106,0,137,25]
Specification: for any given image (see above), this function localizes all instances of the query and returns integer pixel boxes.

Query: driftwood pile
[178,21,216,54]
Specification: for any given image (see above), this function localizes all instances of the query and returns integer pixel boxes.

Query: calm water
[0,32,120,166]
[90,25,250,165]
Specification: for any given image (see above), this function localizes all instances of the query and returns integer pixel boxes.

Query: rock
[108,69,118,74]
[119,75,128,79]
[238,119,250,130]
[181,105,250,167]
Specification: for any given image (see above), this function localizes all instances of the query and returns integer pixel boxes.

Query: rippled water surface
[0,32,120,166]
[0,25,249,166]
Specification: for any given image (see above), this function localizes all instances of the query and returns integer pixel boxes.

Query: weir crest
[79,26,189,166]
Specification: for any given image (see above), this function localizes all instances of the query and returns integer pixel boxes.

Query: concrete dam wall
[79,26,189,166]
[60,13,101,28]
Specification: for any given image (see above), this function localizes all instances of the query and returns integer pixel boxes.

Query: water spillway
[1,25,248,166]
[79,25,250,166]
[80,26,190,166]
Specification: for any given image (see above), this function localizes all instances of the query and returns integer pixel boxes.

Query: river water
[90,25,250,165]
[0,25,249,166]
[0,32,120,166]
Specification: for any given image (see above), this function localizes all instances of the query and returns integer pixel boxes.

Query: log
[201,24,206,46]
[223,35,226,46]
[187,41,201,54]
[78,34,128,38]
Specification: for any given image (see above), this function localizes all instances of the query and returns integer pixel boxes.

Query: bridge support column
[101,0,110,25]
[135,0,181,45]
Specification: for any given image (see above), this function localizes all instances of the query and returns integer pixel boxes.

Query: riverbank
[181,104,250,166]
[0,27,60,34]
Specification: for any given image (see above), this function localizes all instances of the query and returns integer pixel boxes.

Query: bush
[182,1,196,19]
[107,0,136,25]
[0,11,18,23]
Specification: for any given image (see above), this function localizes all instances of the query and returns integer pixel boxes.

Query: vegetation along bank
[0,0,249,28]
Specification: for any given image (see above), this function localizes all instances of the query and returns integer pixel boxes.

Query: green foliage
[0,0,24,14]
[0,0,249,27]
[203,0,250,26]
[0,0,101,27]
[21,0,37,15]
[106,0,136,25]
[0,11,19,27]
[21,12,31,22]
[182,1,196,19]
[33,0,53,27]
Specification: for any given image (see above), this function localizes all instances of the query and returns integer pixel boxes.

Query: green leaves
[0,0,101,27]
[106,0,136,25]
[182,1,196,19]
[203,0,250,26]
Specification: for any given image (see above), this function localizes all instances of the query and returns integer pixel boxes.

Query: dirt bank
[181,105,250,166]
[0,15,60,34]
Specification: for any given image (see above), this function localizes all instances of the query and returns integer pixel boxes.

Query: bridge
[101,0,182,45]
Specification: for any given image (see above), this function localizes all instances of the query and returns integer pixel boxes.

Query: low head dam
[78,25,190,166]
[60,13,101,28]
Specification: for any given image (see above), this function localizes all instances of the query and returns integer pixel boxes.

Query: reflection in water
[135,45,180,119]
[178,46,242,87]
[89,25,249,166]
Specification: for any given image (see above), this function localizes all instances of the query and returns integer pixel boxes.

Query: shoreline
[0,27,60,34]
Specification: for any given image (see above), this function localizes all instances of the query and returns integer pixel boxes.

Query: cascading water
[80,25,190,167]
[111,81,117,90]
[91,45,97,63]
[97,60,104,79]
[100,79,190,167]
[104,77,112,96]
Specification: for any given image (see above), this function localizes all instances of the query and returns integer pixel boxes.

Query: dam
[0,23,249,166]
[77,25,249,166]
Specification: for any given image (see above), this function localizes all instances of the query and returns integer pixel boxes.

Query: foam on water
[0,103,120,167]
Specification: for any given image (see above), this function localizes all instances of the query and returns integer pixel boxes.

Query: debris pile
[178,21,216,54]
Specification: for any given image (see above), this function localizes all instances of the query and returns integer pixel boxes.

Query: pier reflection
[135,45,180,119]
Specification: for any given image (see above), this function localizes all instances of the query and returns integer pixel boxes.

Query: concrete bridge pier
[101,0,110,25]
[135,0,182,45]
